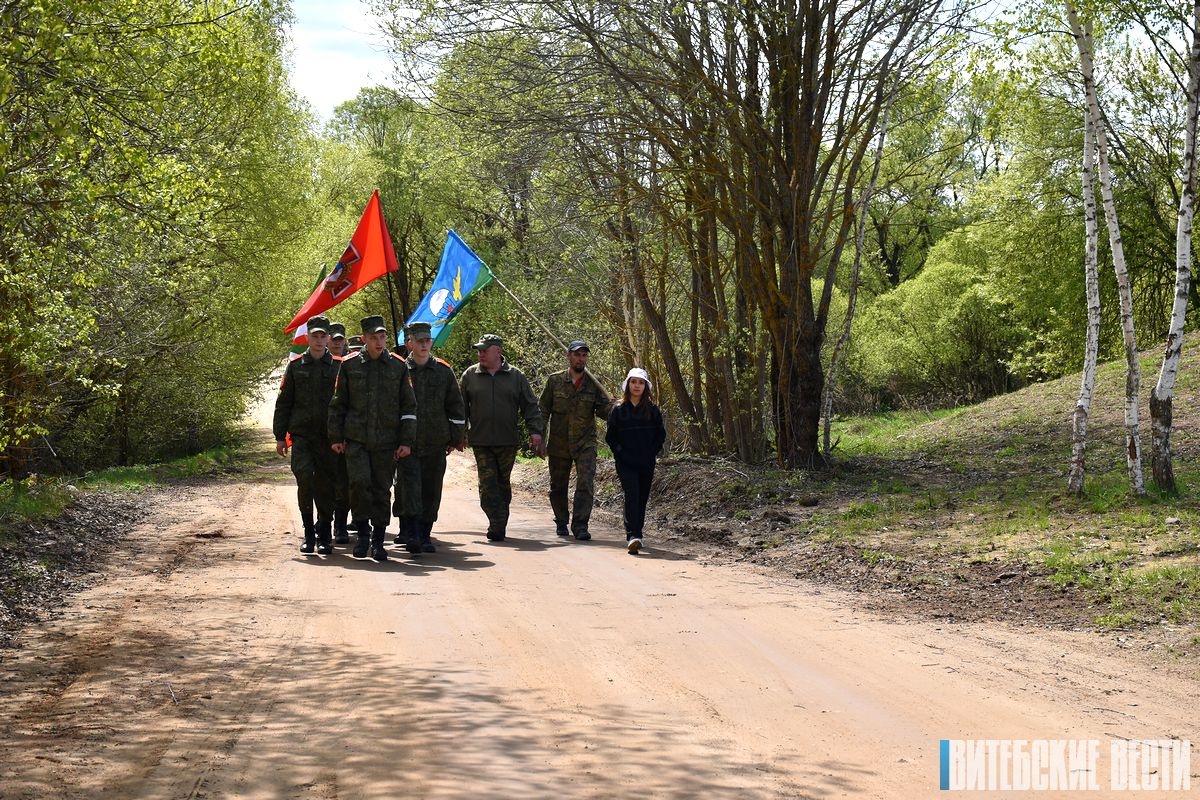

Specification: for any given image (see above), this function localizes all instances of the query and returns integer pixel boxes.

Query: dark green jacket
[539,368,613,457]
[460,359,543,447]
[407,354,467,456]
[328,350,417,449]
[273,351,338,442]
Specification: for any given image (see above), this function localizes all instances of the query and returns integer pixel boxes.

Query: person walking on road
[328,315,417,562]
[392,322,466,554]
[538,340,612,540]
[273,315,340,556]
[327,322,353,544]
[605,368,666,554]
[459,334,543,542]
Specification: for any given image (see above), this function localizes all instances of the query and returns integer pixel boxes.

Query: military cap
[360,314,387,334]
[328,322,346,339]
[473,333,503,350]
[306,315,331,335]
[405,321,433,341]
[567,339,589,352]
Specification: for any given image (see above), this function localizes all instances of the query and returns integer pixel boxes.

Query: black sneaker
[316,541,332,556]
[573,529,591,541]
[486,531,506,542]
[370,544,389,562]
[627,537,643,554]
[555,522,569,537]
[300,540,316,555]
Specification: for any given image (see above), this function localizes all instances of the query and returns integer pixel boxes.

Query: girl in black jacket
[605,368,666,554]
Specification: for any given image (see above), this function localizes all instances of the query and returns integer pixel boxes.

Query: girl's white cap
[622,367,652,393]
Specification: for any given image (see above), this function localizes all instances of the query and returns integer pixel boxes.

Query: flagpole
[383,270,402,341]
[490,274,569,352]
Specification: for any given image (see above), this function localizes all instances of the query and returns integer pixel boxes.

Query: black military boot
[333,509,350,544]
[316,517,333,555]
[420,520,436,553]
[300,523,317,555]
[403,517,422,554]
[352,522,371,559]
[370,526,389,562]
[555,520,569,537]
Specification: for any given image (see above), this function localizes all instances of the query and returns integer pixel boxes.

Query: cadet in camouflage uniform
[328,315,418,562]
[327,322,353,544]
[460,334,543,541]
[539,340,613,540]
[273,315,340,556]
[391,322,467,554]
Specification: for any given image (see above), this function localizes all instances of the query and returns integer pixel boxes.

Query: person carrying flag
[327,322,353,544]
[273,315,340,556]
[392,322,466,554]
[328,315,418,562]
[538,340,613,540]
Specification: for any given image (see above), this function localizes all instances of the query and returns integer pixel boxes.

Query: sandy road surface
[1,409,1197,798]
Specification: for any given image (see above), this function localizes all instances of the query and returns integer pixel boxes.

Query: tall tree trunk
[1150,1,1200,494]
[1069,111,1103,496]
[1067,3,1146,495]
[823,88,895,458]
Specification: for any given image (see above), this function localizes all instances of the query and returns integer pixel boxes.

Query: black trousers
[616,462,654,538]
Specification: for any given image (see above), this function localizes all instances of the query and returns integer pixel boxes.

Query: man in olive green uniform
[328,315,417,562]
[273,315,340,555]
[539,340,613,540]
[392,321,466,554]
[460,334,543,541]
[327,322,353,544]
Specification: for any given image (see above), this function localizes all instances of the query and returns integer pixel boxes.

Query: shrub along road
[0,408,1196,798]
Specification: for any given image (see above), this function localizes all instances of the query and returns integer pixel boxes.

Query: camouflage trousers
[332,450,349,513]
[392,451,447,524]
[345,442,396,533]
[548,448,597,533]
[472,445,517,534]
[289,435,335,527]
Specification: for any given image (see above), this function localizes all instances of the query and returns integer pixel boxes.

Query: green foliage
[1,1,315,475]
[848,229,1023,407]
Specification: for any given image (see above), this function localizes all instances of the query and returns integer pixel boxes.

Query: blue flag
[407,231,494,346]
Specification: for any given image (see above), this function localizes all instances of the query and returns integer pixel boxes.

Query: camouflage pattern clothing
[328,350,417,532]
[272,350,339,529]
[472,445,518,535]
[392,355,465,525]
[460,359,542,536]
[539,368,612,534]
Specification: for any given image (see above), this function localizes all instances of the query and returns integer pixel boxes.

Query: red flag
[285,189,398,332]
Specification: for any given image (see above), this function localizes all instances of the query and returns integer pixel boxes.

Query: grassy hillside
[639,346,1200,649]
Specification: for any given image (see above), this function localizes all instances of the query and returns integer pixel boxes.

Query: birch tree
[1066,2,1146,495]
[1149,0,1200,493]
[1068,112,1102,496]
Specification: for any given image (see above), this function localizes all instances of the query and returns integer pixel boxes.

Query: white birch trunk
[1069,111,1102,496]
[1066,3,1146,496]
[822,98,894,458]
[1150,0,1200,493]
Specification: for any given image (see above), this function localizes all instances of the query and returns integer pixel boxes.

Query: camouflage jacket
[327,350,417,449]
[460,359,543,447]
[538,368,613,457]
[406,354,466,456]
[273,350,338,442]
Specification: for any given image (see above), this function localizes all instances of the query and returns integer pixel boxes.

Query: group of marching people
[273,313,666,562]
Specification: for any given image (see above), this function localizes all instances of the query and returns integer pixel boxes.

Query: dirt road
[1,408,1197,798]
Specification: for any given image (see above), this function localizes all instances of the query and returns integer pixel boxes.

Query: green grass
[1,445,243,540]
[828,409,958,456]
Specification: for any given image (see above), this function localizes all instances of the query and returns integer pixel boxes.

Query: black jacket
[605,401,666,469]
